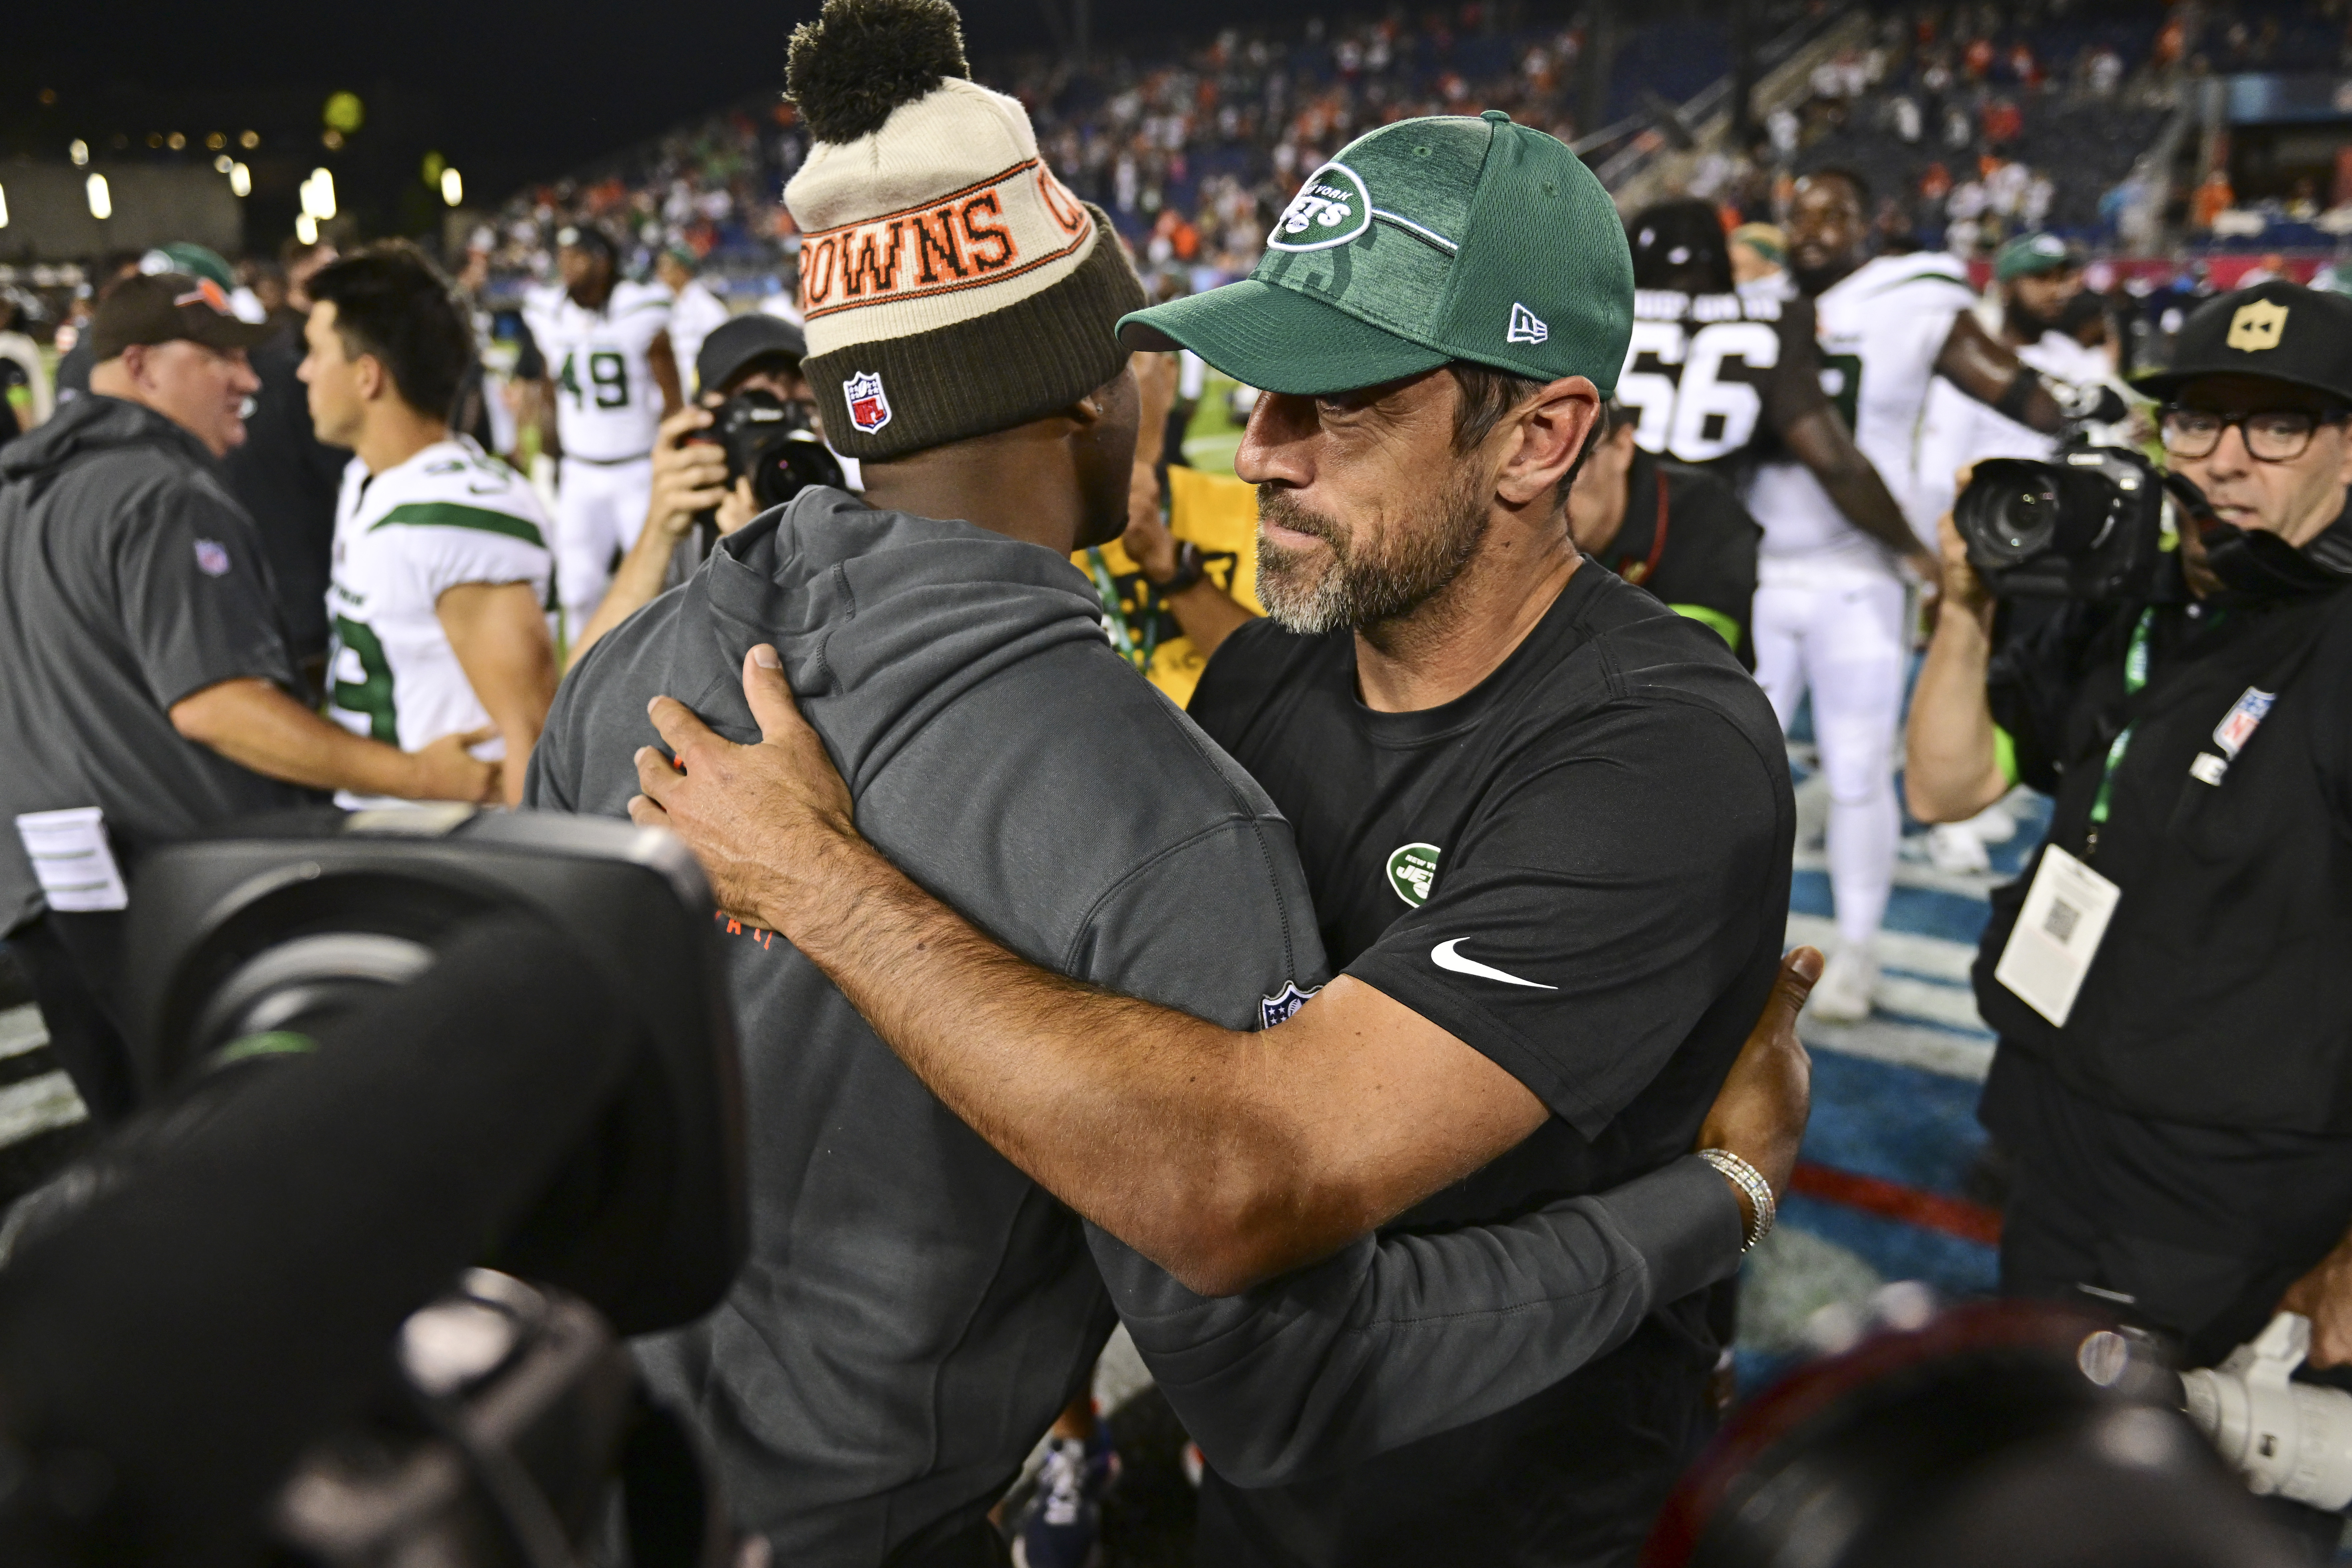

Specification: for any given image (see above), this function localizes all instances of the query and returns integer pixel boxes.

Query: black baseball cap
[2133,280,2352,405]
[697,314,807,396]
[86,272,275,361]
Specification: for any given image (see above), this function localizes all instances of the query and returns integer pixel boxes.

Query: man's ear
[1497,376,1600,509]
[354,352,389,403]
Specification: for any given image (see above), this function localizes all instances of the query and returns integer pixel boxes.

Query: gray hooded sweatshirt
[526,489,1741,1563]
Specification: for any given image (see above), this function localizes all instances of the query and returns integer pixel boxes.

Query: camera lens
[1956,462,2061,569]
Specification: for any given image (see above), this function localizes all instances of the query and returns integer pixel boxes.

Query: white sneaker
[1810,942,1879,1023]
[1926,823,1991,875]
[1963,796,2019,845]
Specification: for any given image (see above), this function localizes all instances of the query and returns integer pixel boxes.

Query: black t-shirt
[1618,285,1830,490]
[1185,564,1794,1567]
[1595,448,1762,668]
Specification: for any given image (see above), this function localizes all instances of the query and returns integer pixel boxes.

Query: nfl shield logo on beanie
[843,371,892,434]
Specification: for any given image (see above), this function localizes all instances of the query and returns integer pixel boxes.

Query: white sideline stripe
[1802,1018,1994,1083]
[1784,915,1977,984]
[0,1004,48,1061]
[1793,846,2006,900]
[0,1071,86,1146]
[1874,975,1990,1035]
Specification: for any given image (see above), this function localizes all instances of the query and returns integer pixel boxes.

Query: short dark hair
[1798,165,1871,211]
[1447,361,1602,510]
[306,241,475,421]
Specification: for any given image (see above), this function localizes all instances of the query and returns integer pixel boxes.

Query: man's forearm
[571,523,681,664]
[172,679,421,797]
[1903,597,2007,822]
[1093,1154,1743,1485]
[1164,578,1257,663]
[757,831,1338,1294]
[1783,407,1924,559]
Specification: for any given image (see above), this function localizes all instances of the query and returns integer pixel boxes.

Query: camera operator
[567,315,815,664]
[0,274,499,1127]
[1905,280,2352,1548]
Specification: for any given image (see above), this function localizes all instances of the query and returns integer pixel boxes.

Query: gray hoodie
[526,488,1740,1561]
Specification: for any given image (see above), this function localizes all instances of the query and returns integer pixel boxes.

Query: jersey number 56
[1618,320,1778,465]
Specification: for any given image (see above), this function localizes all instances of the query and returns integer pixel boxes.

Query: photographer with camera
[1905,279,2352,1554]
[567,315,831,664]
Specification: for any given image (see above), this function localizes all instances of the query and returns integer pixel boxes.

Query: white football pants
[554,455,655,631]
[1752,558,1908,947]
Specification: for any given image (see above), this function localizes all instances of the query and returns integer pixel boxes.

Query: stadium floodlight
[0,184,9,231]
[213,154,232,174]
[68,139,88,167]
[295,212,319,246]
[86,172,111,222]
[440,167,464,208]
[300,167,337,221]
[230,162,252,199]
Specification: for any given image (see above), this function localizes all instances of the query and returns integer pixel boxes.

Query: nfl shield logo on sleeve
[2212,686,2276,759]
[193,539,231,576]
[1259,981,1320,1030]
[843,371,892,435]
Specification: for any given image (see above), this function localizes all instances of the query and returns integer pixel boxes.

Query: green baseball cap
[1994,232,2076,284]
[140,242,236,291]
[1120,110,1633,397]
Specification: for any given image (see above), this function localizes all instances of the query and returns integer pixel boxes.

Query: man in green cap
[633,110,1806,1564]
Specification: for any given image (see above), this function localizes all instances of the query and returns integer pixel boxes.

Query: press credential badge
[1994,845,2121,1027]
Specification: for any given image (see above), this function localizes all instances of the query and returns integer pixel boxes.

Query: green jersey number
[331,615,398,742]
[556,349,630,411]
[1819,353,1863,435]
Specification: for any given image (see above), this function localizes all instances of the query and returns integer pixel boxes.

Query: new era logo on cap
[1507,303,1549,345]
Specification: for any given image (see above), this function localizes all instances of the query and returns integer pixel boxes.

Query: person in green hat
[634,107,1815,1565]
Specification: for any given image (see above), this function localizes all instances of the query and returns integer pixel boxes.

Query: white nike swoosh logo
[1430,939,1558,990]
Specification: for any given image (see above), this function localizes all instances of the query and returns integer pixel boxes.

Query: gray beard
[1253,470,1490,636]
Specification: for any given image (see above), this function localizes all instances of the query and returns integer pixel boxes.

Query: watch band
[1695,1148,1777,1251]
[1155,539,1207,595]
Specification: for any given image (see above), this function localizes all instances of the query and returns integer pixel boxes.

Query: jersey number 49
[1618,321,1779,465]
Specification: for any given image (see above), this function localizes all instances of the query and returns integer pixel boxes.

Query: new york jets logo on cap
[1269,163,1372,252]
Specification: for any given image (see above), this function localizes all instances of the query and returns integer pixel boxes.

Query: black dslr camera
[700,389,844,511]
[1953,440,2205,601]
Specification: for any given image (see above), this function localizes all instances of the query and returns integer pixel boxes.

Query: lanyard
[1085,548,1160,676]
[2084,607,2156,853]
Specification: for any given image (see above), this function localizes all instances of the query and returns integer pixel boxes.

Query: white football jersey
[1912,321,2120,538]
[523,279,673,461]
[1744,252,1975,564]
[325,438,552,807]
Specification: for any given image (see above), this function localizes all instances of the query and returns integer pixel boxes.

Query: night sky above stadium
[10,0,1351,202]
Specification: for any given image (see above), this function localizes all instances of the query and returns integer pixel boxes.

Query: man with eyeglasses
[1906,279,2352,1557]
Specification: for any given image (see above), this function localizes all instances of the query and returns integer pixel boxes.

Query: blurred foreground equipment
[1646,1300,2310,1568]
[0,809,744,1567]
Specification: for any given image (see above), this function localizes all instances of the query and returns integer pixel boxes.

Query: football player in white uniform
[1746,171,2118,1019]
[524,225,682,633]
[302,243,559,809]
[655,246,731,394]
